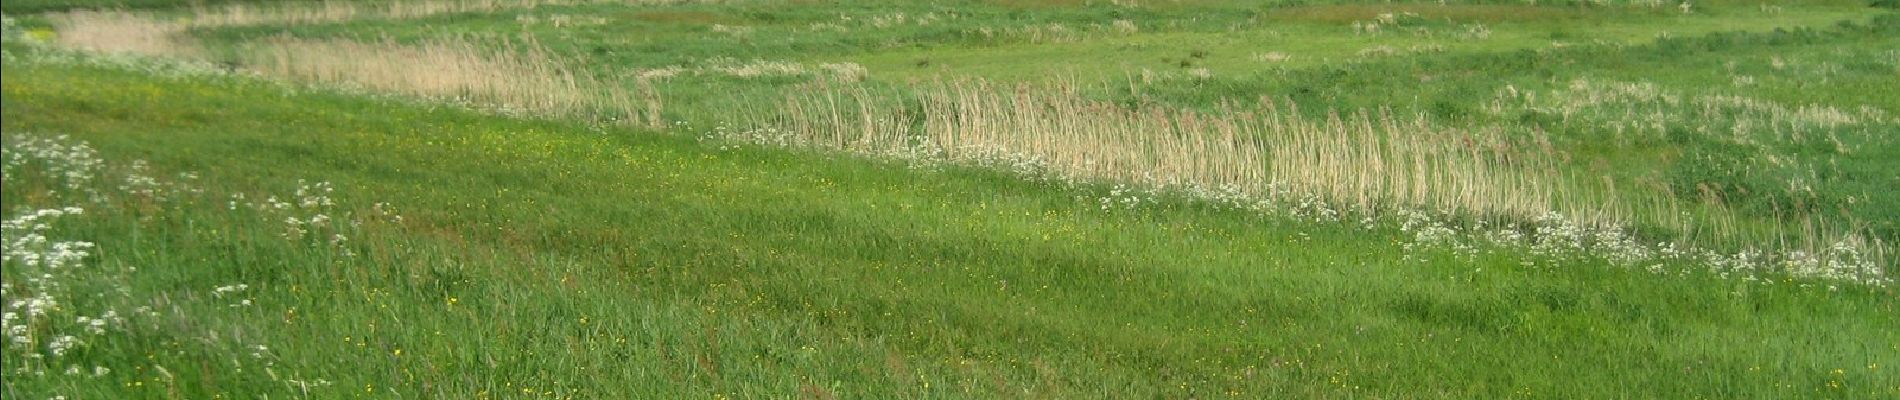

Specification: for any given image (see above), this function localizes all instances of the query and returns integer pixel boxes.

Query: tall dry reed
[48,10,198,57]
[756,80,1565,220]
[188,0,590,27]
[239,35,660,126]
[46,8,662,125]
[739,79,1887,268]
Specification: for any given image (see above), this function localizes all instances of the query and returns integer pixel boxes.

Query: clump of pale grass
[238,35,661,127]
[966,23,1084,44]
[186,0,698,28]
[720,78,1890,280]
[47,10,199,58]
[515,13,610,28]
[626,59,868,82]
[52,0,737,31]
[1252,52,1292,63]
[744,79,1565,220]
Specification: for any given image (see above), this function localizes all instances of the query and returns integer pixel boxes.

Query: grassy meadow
[3,0,1898,398]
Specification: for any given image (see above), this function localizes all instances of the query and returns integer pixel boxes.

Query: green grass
[6,0,1900,397]
[164,0,1900,251]
[3,45,1898,398]
[1136,18,1900,241]
[193,0,1875,83]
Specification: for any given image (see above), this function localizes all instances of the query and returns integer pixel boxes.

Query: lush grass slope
[6,0,1900,398]
[2,49,1897,398]
[170,0,1900,250]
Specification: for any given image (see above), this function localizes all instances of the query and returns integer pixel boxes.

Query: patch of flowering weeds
[1,207,128,379]
[226,180,402,258]
[1393,209,1891,288]
[3,133,401,396]
[2,134,203,206]
[1,134,106,202]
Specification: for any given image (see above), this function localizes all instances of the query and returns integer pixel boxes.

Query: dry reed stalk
[186,0,730,28]
[45,9,661,127]
[49,0,741,32]
[43,1,595,48]
[238,35,658,126]
[188,0,566,27]
[48,10,200,58]
[756,80,1893,268]
[765,79,1567,221]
